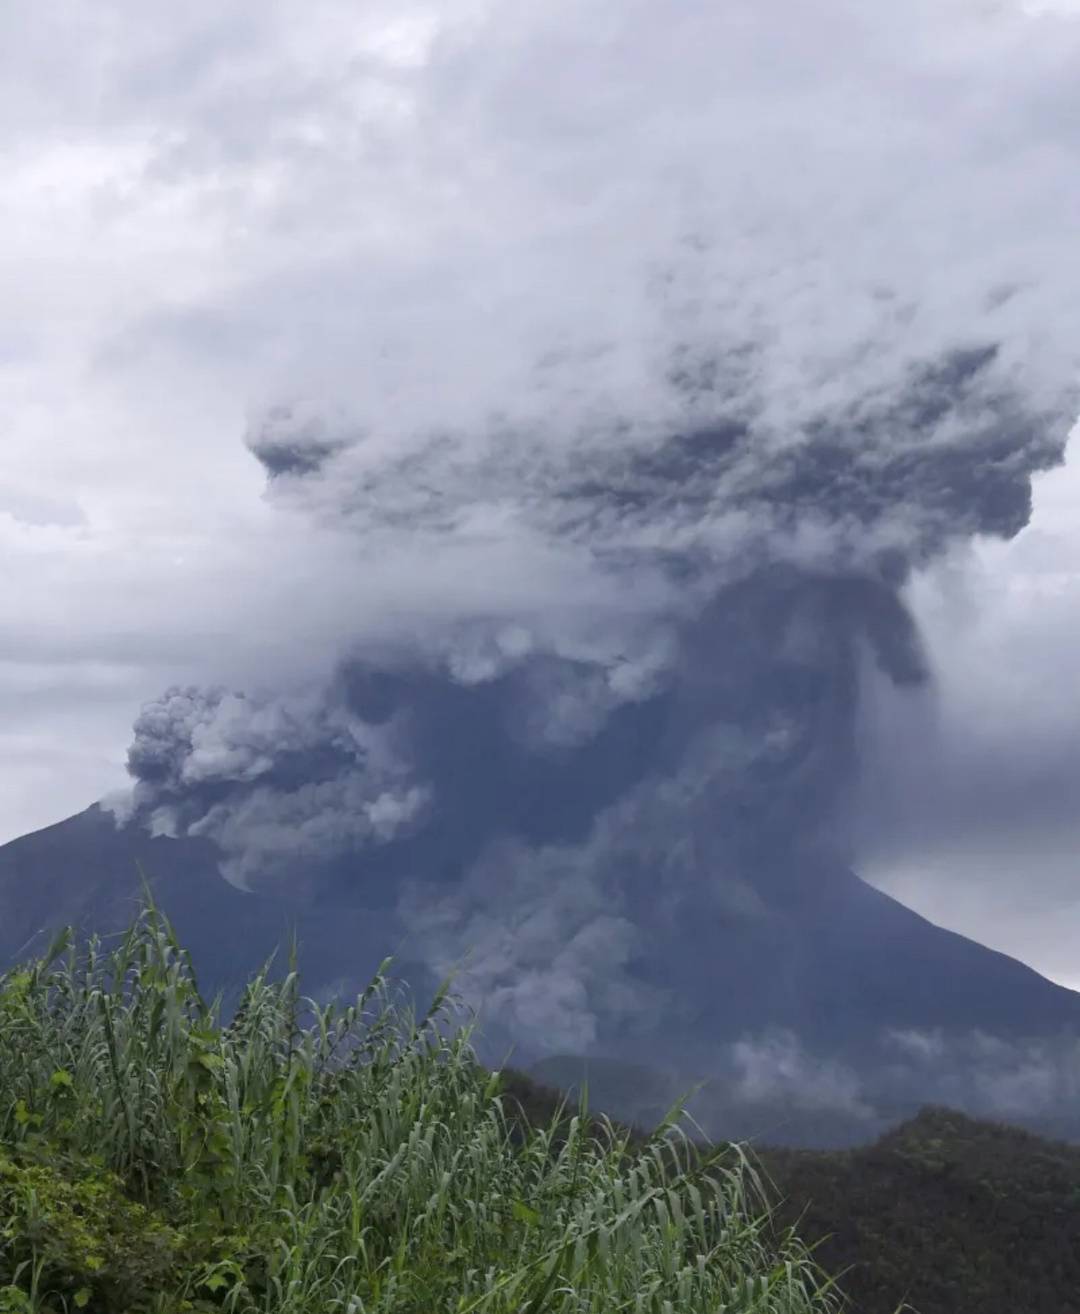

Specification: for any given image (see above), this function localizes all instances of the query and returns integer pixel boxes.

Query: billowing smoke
[114,685,428,890]
[539,1027,1080,1146]
[110,337,1071,1058]
[96,0,1080,1124]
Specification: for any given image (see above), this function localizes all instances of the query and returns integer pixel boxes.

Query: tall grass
[0,907,841,1313]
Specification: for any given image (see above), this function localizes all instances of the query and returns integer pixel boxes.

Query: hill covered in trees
[0,912,837,1313]
[763,1107,1080,1314]
[508,1074,1080,1314]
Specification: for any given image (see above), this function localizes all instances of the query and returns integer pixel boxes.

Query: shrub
[0,908,841,1313]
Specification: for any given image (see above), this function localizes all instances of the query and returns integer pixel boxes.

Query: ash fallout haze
[3,0,1080,1142]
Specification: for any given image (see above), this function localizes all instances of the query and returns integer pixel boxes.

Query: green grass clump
[0,908,840,1313]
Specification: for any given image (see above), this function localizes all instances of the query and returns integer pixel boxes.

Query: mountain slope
[0,806,288,981]
[3,805,1080,1146]
[0,806,413,999]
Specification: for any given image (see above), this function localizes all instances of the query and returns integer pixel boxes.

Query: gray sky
[3,0,1080,985]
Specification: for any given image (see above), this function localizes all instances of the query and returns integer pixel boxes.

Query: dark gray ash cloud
[115,684,429,890]
[245,341,1063,573]
[245,402,355,479]
[544,1025,1080,1145]
[113,331,1074,1056]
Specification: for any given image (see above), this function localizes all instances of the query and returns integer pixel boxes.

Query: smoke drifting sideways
[550,1027,1080,1146]
[108,332,1075,1071]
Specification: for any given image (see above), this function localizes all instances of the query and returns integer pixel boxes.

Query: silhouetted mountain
[0,805,425,1002]
[3,803,1080,1147]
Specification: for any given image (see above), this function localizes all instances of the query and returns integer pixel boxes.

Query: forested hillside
[514,1075,1080,1313]
[763,1108,1080,1314]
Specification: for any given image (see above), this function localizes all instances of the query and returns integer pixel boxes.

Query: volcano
[3,800,1079,1147]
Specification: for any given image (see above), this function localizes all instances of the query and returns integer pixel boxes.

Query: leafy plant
[0,907,840,1312]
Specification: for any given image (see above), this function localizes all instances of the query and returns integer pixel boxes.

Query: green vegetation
[763,1107,1080,1314]
[0,910,839,1313]
[499,1065,1080,1313]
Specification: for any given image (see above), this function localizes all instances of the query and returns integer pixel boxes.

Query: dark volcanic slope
[0,806,410,997]
[0,806,286,983]
[4,806,1078,1040]
[533,868,1080,1144]
[750,860,1080,1044]
[4,804,1080,1150]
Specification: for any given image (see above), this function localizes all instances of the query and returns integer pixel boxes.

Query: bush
[0,908,841,1313]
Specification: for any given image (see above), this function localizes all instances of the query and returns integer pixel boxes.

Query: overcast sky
[3,0,1080,986]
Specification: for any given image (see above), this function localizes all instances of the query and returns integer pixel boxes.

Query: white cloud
[1017,0,1080,16]
[857,424,1080,984]
[882,1026,1080,1118]
[730,1032,872,1117]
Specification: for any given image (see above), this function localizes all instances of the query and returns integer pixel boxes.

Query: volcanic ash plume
[113,334,1072,1058]
[108,0,1080,1067]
